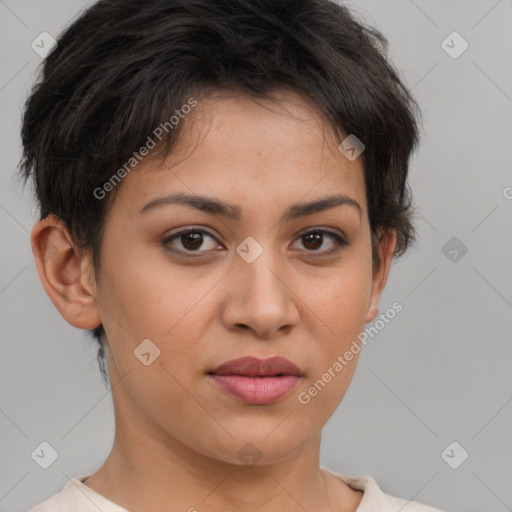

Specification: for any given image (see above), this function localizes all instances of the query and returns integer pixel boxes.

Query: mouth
[207,356,304,405]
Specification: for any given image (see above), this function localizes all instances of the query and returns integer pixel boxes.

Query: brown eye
[162,228,221,255]
[181,232,204,251]
[292,228,348,256]
[302,232,323,250]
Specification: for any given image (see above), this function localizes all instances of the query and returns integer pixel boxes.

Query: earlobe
[30,214,102,329]
[365,303,379,324]
[365,229,397,324]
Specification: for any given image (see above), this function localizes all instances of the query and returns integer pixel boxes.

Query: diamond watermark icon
[236,236,263,264]
[31,32,58,59]
[31,441,59,469]
[441,32,469,59]
[134,338,161,366]
[442,237,468,263]
[237,442,263,464]
[441,441,469,469]
[338,134,365,161]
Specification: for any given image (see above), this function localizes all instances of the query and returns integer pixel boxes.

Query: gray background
[1,1,511,511]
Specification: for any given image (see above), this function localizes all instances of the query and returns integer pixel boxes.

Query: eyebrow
[139,192,362,222]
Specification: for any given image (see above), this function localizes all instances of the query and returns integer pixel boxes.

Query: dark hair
[19,0,421,386]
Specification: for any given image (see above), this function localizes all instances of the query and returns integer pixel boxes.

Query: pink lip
[208,356,303,405]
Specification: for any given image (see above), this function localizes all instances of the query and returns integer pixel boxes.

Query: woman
[22,0,446,510]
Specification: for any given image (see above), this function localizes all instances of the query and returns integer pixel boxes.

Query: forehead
[111,90,367,218]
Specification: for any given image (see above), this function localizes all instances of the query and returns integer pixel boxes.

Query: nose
[219,245,300,339]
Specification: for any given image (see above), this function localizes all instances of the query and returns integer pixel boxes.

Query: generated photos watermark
[298,301,403,405]
[93,97,198,200]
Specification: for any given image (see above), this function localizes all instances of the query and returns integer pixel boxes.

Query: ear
[365,229,397,324]
[30,214,102,329]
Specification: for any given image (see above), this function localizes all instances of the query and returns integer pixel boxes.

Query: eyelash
[161,227,349,258]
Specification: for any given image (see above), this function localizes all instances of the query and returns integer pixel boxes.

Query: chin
[197,431,309,468]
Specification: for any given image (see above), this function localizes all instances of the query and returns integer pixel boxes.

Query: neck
[88,420,334,512]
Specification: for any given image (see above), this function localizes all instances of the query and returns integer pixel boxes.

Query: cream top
[28,467,446,511]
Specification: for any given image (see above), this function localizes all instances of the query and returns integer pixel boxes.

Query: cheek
[97,249,216,388]
[300,253,372,398]
[297,284,369,423]
[97,260,211,425]
[98,244,193,337]
[305,258,372,339]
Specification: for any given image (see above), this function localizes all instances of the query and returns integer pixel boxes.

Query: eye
[162,228,222,256]
[291,228,348,256]
[162,226,348,257]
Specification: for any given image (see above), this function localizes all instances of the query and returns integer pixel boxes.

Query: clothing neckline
[69,466,380,511]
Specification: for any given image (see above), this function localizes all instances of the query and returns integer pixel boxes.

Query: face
[41,90,395,466]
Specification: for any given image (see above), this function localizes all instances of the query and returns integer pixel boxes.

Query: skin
[31,89,397,512]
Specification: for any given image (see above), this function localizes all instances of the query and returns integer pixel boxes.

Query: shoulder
[322,467,448,512]
[28,480,76,512]
[27,474,128,512]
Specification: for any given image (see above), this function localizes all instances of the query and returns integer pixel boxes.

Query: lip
[207,356,304,405]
